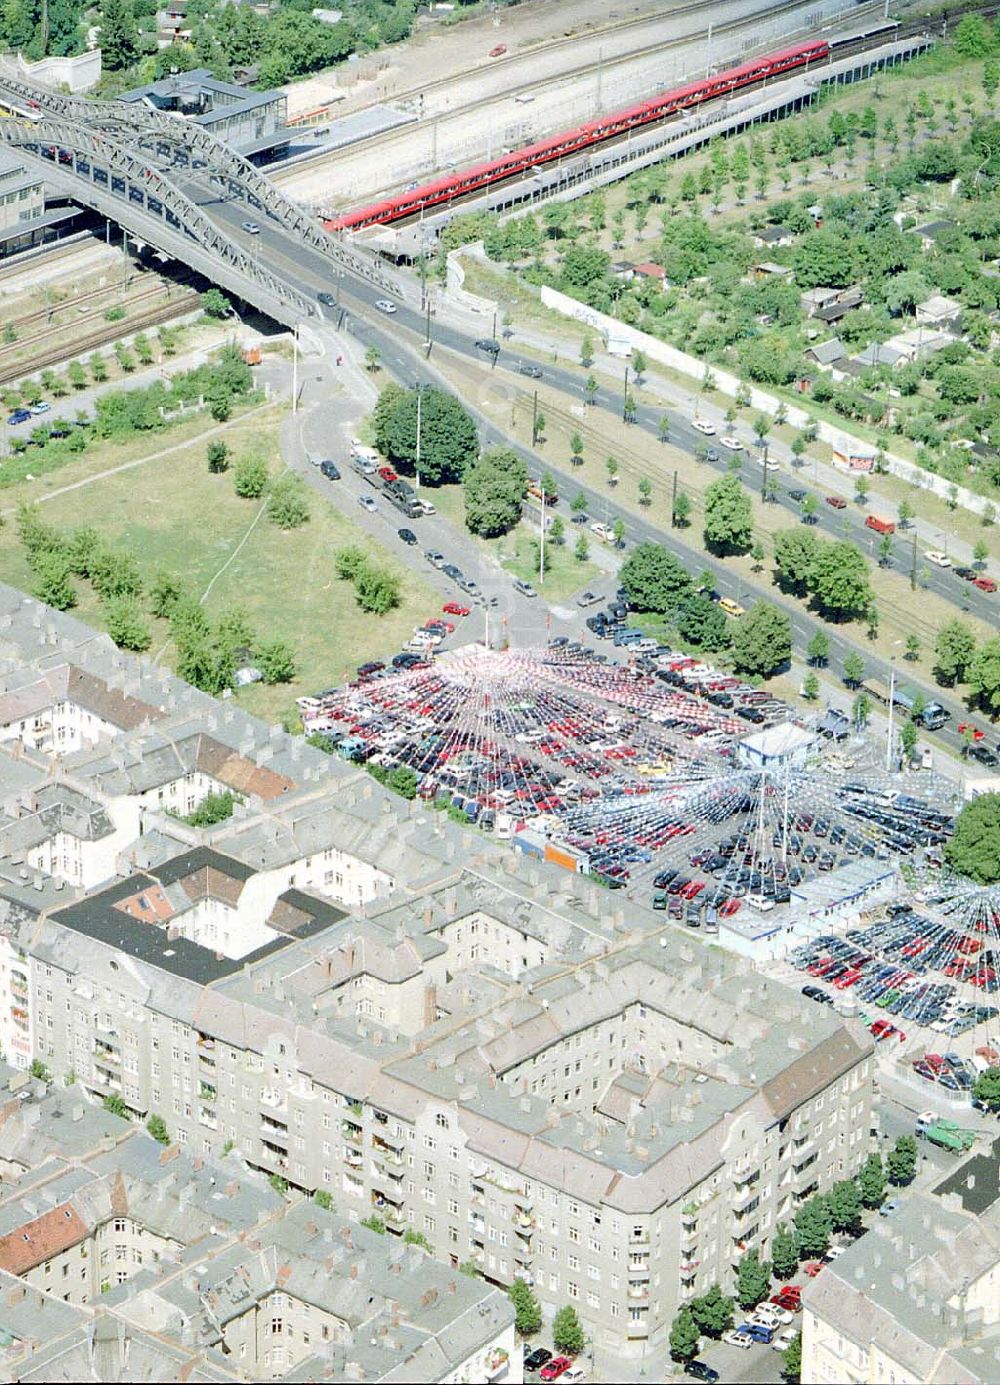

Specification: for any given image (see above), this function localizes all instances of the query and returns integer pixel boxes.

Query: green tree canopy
[808,540,872,621]
[736,1249,772,1309]
[375,386,478,485]
[619,542,692,612]
[676,594,732,652]
[886,1134,918,1186]
[690,1284,734,1339]
[858,1153,886,1209]
[771,1223,800,1280]
[703,474,752,555]
[731,602,792,677]
[508,1278,542,1337]
[793,228,857,288]
[267,473,310,529]
[773,528,820,597]
[973,1066,1000,1112]
[945,794,1000,884]
[933,619,977,686]
[463,447,527,537]
[669,1306,700,1362]
[968,636,1000,713]
[794,1194,833,1257]
[552,1305,585,1354]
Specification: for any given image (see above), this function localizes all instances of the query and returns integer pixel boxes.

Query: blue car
[6,409,31,425]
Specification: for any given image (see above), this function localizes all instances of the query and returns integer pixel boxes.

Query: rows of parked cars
[791,908,999,1042]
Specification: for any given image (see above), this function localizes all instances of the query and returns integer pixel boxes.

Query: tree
[361,1215,386,1234]
[673,491,691,527]
[605,456,619,486]
[793,229,856,288]
[984,57,1000,109]
[844,651,866,687]
[632,348,647,380]
[945,794,1000,884]
[736,1250,772,1310]
[827,1179,862,1235]
[801,493,819,525]
[731,602,792,677]
[31,550,76,611]
[387,766,418,800]
[900,719,919,762]
[355,564,401,615]
[703,474,752,555]
[620,543,691,612]
[677,595,731,652]
[897,499,914,528]
[781,1330,802,1384]
[955,14,994,56]
[905,633,920,662]
[509,1279,542,1337]
[552,1305,585,1355]
[234,453,269,499]
[376,386,479,485]
[858,1153,887,1209]
[658,414,671,444]
[690,1285,734,1339]
[207,440,229,473]
[103,1094,131,1120]
[886,1134,918,1186]
[968,637,1000,714]
[580,335,594,367]
[146,1113,170,1146]
[669,1306,700,1362]
[638,477,652,507]
[974,539,989,568]
[364,344,382,372]
[29,1059,51,1083]
[402,1229,431,1250]
[794,1194,833,1257]
[200,288,230,319]
[773,528,819,597]
[771,1223,800,1281]
[532,409,546,444]
[611,516,626,548]
[464,447,527,537]
[750,541,765,573]
[104,596,151,652]
[569,431,584,464]
[852,692,871,729]
[973,1066,1000,1112]
[807,629,830,666]
[574,531,589,563]
[100,0,139,69]
[257,640,296,685]
[267,473,310,528]
[585,374,599,405]
[802,672,820,700]
[933,619,977,686]
[809,541,872,621]
[571,490,588,515]
[877,533,893,569]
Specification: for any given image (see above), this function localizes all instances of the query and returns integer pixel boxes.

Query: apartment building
[0,1059,516,1382]
[802,1138,1000,1385]
[0,585,876,1360]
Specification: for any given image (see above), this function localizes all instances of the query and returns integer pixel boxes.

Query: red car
[825,495,847,509]
[803,1260,825,1277]
[975,576,997,593]
[870,1019,905,1043]
[864,514,895,535]
[443,602,470,616]
[772,1289,802,1313]
[489,42,507,57]
[719,898,741,917]
[539,1358,572,1382]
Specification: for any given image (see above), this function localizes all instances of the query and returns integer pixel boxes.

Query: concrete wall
[539,285,996,522]
[15,50,101,93]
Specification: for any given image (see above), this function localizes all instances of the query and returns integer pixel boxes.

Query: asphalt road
[189,194,995,762]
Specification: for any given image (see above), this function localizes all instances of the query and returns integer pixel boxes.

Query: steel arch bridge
[0,66,396,324]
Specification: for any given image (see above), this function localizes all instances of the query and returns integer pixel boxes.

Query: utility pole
[539,478,545,585]
[885,661,896,772]
[910,532,917,591]
[671,469,678,528]
[415,385,422,488]
[760,445,768,503]
[425,295,432,352]
[291,323,299,415]
[531,390,538,444]
[706,22,713,78]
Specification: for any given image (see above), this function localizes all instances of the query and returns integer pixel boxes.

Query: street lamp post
[291,323,299,415]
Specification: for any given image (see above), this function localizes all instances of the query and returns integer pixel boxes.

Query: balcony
[342,1121,364,1144]
[627,1283,650,1301]
[628,1261,650,1281]
[372,1139,404,1166]
[485,1348,510,1380]
[515,1212,535,1231]
[629,1231,650,1246]
[198,1107,218,1130]
[344,1148,364,1168]
[199,1083,216,1102]
[260,1123,288,1146]
[93,1045,120,1065]
[259,1088,286,1111]
[469,1214,486,1237]
[196,1033,215,1052]
[733,1183,760,1212]
[92,1065,122,1092]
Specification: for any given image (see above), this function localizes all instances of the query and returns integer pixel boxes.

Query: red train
[328,38,830,233]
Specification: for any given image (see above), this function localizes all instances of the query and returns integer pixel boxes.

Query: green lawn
[0,414,435,722]
[430,480,600,604]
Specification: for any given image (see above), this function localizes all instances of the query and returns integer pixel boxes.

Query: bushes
[334,545,401,614]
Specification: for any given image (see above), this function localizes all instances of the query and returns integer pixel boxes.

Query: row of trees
[508,1280,585,1354]
[772,527,874,623]
[670,1142,917,1367]
[16,504,296,690]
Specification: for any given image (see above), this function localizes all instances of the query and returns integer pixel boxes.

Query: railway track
[273,0,866,196]
[0,292,198,389]
[1,271,191,338]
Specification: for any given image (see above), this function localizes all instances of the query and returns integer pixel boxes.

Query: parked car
[825,495,847,509]
[320,459,341,480]
[524,1347,553,1373]
[6,409,31,425]
[397,528,417,545]
[722,1330,755,1350]
[683,1364,720,1383]
[358,494,377,512]
[692,418,716,435]
[475,337,500,355]
[539,1357,573,1382]
[375,299,397,314]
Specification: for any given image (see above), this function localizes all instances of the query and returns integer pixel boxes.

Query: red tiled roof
[0,1203,88,1275]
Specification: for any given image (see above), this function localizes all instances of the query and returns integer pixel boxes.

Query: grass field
[0,410,435,722]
